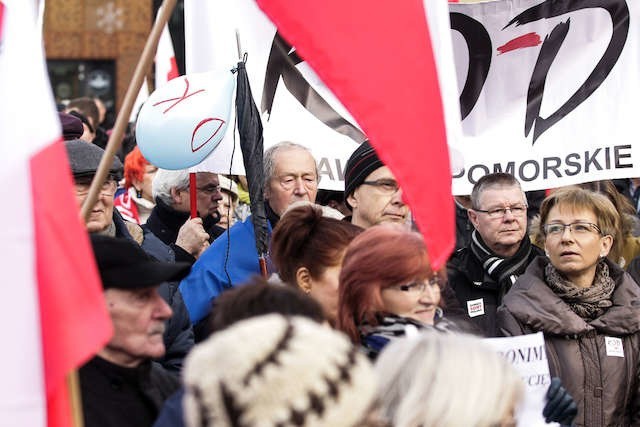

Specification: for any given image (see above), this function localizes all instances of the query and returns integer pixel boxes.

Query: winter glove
[543,377,578,426]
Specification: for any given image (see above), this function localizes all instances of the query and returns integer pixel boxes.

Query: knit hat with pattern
[183,314,376,427]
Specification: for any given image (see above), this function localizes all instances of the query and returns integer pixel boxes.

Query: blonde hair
[374,332,523,427]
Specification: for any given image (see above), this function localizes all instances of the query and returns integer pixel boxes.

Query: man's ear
[467,208,480,229]
[346,190,358,210]
[170,187,183,205]
[296,267,312,294]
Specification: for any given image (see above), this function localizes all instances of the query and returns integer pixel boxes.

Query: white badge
[605,337,624,358]
[467,298,485,318]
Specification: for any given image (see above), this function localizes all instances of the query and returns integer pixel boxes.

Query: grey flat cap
[64,139,122,178]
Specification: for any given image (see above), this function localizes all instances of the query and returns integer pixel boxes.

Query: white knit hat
[183,314,376,427]
[218,175,239,201]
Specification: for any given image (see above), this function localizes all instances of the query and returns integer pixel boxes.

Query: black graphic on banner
[450,12,492,121]
[261,32,366,143]
[453,0,629,144]
[506,0,630,144]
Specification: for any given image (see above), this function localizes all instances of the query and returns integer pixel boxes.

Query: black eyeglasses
[473,204,527,218]
[361,179,399,195]
[390,277,440,294]
[543,221,602,236]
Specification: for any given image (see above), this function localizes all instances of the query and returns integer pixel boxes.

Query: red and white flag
[255,0,456,269]
[155,22,179,89]
[0,1,112,426]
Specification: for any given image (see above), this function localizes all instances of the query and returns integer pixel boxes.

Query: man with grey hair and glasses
[146,169,223,264]
[446,172,543,336]
[179,141,319,329]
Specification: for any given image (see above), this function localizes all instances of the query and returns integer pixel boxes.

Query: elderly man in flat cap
[65,139,194,372]
[80,235,191,427]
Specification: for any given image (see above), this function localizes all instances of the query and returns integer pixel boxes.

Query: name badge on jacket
[467,298,485,318]
[605,337,624,358]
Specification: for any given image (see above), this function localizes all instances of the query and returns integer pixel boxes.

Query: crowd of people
[59,104,640,426]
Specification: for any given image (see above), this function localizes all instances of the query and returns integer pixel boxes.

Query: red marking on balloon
[153,78,204,114]
[167,57,179,81]
[0,2,5,42]
[191,118,225,152]
[497,32,542,55]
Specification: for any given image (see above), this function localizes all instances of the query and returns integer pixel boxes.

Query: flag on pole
[0,1,112,426]
[255,0,456,269]
[155,22,179,89]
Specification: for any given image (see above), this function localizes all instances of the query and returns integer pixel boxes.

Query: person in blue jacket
[179,141,318,325]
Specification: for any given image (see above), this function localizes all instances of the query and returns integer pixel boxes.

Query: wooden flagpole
[80,0,177,220]
[73,1,177,426]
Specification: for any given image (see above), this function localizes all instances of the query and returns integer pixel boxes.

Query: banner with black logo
[450,0,639,194]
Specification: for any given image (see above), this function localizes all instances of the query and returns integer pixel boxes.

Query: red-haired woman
[270,203,362,324]
[337,224,456,359]
[114,146,157,224]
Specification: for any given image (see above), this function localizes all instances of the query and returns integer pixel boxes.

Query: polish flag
[155,22,179,88]
[0,1,112,426]
[256,0,458,269]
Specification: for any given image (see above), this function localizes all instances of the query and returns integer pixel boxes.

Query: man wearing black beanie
[343,140,409,228]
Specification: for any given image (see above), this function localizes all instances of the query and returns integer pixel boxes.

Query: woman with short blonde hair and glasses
[498,187,640,426]
[337,225,457,360]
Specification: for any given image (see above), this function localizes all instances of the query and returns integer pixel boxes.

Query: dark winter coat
[79,356,180,427]
[114,210,194,373]
[446,243,543,336]
[497,257,640,427]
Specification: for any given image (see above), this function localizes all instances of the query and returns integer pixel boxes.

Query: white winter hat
[183,314,376,427]
[218,175,239,201]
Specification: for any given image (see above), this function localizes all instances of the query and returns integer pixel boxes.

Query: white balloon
[136,70,235,169]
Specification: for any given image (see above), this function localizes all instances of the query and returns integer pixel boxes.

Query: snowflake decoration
[95,2,124,34]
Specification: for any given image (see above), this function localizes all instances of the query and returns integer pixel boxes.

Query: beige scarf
[545,260,615,320]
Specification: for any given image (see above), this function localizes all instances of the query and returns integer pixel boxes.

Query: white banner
[184,0,461,192]
[450,0,640,194]
[485,332,555,427]
[185,0,361,190]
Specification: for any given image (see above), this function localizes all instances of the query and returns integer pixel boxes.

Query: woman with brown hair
[270,203,362,323]
[498,187,640,426]
[337,224,454,360]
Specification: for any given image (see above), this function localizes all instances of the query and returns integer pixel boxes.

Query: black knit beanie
[343,141,384,208]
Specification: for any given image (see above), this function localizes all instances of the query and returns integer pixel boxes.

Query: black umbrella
[235,57,269,276]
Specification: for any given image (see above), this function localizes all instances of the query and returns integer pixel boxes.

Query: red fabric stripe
[0,2,5,42]
[256,0,454,269]
[31,138,112,426]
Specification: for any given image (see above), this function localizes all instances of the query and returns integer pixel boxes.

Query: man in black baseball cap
[343,140,409,228]
[79,235,191,427]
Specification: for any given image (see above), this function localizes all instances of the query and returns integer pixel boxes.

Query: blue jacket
[179,216,272,323]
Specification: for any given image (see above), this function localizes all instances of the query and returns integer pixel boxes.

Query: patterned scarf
[544,260,616,320]
[469,229,533,294]
[358,312,452,361]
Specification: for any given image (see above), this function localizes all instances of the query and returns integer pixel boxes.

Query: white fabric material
[0,0,60,425]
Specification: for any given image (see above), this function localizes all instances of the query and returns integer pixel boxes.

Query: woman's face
[379,278,441,325]
[544,205,613,288]
[307,264,342,322]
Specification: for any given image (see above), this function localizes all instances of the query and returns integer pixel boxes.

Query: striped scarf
[469,229,533,293]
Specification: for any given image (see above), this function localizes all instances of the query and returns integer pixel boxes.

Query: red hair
[337,225,442,343]
[123,146,150,189]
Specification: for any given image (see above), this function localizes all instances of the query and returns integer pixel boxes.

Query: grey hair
[152,168,190,206]
[375,332,523,427]
[263,142,319,188]
[470,173,526,210]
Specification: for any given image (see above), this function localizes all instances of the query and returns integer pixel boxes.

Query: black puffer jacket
[446,241,542,337]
